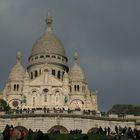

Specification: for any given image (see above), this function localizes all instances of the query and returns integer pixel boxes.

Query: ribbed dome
[70,63,85,82]
[30,13,66,57]
[8,52,25,81]
[70,52,85,82]
[31,31,66,56]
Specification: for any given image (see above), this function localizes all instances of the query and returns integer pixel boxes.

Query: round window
[12,100,19,107]
[43,88,49,93]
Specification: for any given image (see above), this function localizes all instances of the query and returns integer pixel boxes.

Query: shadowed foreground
[23,134,116,140]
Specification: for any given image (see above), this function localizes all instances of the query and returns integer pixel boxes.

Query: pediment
[29,73,63,86]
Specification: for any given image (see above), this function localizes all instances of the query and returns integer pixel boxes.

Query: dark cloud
[0,0,140,111]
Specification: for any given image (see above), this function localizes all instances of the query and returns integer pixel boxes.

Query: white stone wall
[0,115,137,133]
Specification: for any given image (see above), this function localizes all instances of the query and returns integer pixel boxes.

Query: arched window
[35,70,38,78]
[17,84,19,91]
[52,69,55,76]
[43,88,48,102]
[62,71,64,79]
[57,71,61,79]
[70,86,71,92]
[57,56,61,59]
[77,85,79,92]
[14,84,16,91]
[46,55,50,58]
[74,85,77,91]
[52,55,56,58]
[40,55,44,58]
[35,56,38,59]
[31,72,33,79]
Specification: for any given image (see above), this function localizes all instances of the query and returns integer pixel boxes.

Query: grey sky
[0,0,140,111]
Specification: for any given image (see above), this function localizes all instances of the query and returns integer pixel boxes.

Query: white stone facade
[0,114,137,133]
[2,14,98,112]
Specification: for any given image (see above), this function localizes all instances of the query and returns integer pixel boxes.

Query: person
[16,129,25,140]
[115,126,118,135]
[9,125,14,138]
[34,130,44,140]
[20,129,25,140]
[3,124,10,140]
[0,133,3,140]
[107,127,110,135]
[25,129,32,140]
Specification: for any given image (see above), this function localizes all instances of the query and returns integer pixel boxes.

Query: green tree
[109,104,140,115]
[0,99,11,111]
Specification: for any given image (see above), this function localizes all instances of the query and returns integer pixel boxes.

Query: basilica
[2,14,98,112]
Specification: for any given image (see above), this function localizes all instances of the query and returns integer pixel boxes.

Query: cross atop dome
[16,51,21,63]
[73,51,79,62]
[45,12,53,31]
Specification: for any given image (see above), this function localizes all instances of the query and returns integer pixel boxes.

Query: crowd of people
[2,124,25,140]
[70,129,82,134]
[90,125,140,139]
[1,124,140,140]
[6,107,98,116]
[1,125,50,140]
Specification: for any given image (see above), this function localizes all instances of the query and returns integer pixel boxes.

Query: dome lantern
[45,12,53,32]
[16,51,22,64]
[73,51,79,62]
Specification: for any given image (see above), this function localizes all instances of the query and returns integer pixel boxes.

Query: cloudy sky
[0,0,140,111]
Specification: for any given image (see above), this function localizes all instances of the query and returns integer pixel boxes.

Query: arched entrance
[14,126,28,133]
[88,127,99,134]
[48,125,68,134]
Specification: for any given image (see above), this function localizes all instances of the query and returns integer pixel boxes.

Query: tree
[108,104,140,115]
[0,99,11,111]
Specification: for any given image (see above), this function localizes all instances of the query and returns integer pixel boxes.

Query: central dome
[31,30,66,57]
[27,13,69,79]
[30,13,66,57]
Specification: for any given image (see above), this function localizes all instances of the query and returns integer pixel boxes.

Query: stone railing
[2,108,101,117]
[1,109,140,120]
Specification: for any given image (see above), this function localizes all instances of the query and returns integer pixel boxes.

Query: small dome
[70,63,85,82]
[70,52,85,82]
[8,52,25,81]
[30,13,66,57]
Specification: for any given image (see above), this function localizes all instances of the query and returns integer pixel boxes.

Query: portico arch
[88,127,99,134]
[14,126,28,133]
[47,125,68,134]
[70,99,84,110]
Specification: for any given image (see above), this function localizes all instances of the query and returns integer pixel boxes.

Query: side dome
[8,52,25,81]
[30,13,66,57]
[70,63,85,82]
[70,52,85,82]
